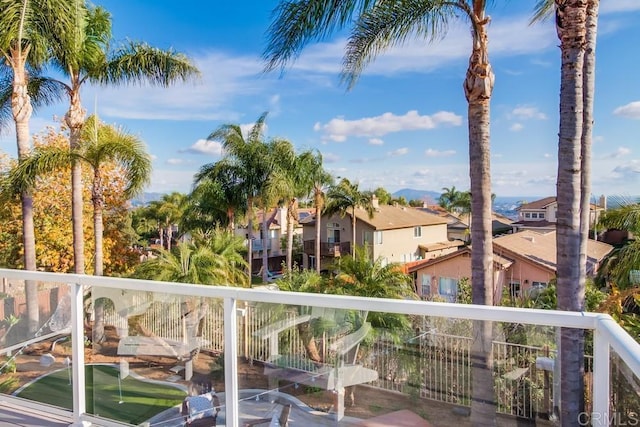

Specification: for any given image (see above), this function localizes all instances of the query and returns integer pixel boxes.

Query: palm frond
[247,111,268,143]
[343,0,458,88]
[0,72,12,133]
[530,0,555,25]
[263,0,376,72]
[9,146,75,193]
[599,203,640,233]
[27,76,67,110]
[103,41,200,87]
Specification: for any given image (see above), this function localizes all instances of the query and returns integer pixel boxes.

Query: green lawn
[16,364,186,424]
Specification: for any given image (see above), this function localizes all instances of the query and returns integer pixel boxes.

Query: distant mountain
[130,192,165,207]
[392,188,441,204]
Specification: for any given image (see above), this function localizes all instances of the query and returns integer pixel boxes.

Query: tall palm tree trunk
[464,11,496,425]
[555,1,589,424]
[314,189,323,273]
[246,197,254,282]
[286,200,296,271]
[11,47,39,334]
[351,207,357,259]
[261,209,269,282]
[579,1,598,288]
[65,88,86,274]
[92,175,106,343]
[166,222,173,251]
[226,207,235,232]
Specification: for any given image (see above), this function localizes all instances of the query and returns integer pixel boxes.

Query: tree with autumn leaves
[0,124,141,275]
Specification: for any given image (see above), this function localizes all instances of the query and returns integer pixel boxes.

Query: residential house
[236,207,311,273]
[301,198,464,271]
[419,204,513,241]
[408,229,613,302]
[513,196,605,233]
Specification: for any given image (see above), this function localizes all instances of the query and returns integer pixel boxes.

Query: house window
[374,231,383,244]
[525,213,531,219]
[414,226,422,238]
[509,282,521,298]
[539,213,545,219]
[438,277,458,303]
[531,213,538,219]
[421,274,432,298]
[529,282,548,297]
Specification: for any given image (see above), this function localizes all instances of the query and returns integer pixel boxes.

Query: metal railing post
[224,297,239,427]
[70,280,88,426]
[592,318,611,427]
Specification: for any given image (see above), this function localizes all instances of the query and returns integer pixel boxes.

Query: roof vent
[523,236,535,243]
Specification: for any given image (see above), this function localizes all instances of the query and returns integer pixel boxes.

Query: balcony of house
[1,268,639,427]
[303,240,351,257]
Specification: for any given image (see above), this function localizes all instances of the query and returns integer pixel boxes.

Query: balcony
[1,268,639,427]
[303,240,351,257]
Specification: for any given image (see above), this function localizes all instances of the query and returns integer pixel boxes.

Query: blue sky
[1,0,640,198]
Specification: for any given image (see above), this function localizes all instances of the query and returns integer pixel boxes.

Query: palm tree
[264,1,497,421]
[133,231,248,288]
[1,0,80,334]
[9,115,152,342]
[192,161,247,232]
[206,112,272,282]
[48,4,198,274]
[325,178,374,259]
[153,192,188,252]
[332,247,414,329]
[598,200,640,288]
[79,116,152,277]
[533,1,598,421]
[439,186,459,212]
[298,151,333,273]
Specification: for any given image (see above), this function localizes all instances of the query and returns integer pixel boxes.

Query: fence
[103,300,603,420]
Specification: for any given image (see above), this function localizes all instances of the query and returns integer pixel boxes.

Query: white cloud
[544,153,552,158]
[425,148,456,157]
[369,138,384,145]
[291,16,556,77]
[605,147,632,159]
[510,123,524,132]
[86,51,267,122]
[315,110,462,141]
[611,161,640,179]
[601,0,640,13]
[167,158,185,165]
[388,148,408,156]
[184,139,224,156]
[322,152,340,163]
[148,169,197,193]
[510,106,547,120]
[614,101,640,119]
[414,169,431,177]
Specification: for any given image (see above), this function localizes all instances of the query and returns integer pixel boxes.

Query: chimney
[599,194,607,210]
[372,195,379,210]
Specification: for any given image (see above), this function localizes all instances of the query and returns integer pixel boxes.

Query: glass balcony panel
[87,286,225,426]
[607,350,640,427]
[1,279,73,416]
[1,269,640,427]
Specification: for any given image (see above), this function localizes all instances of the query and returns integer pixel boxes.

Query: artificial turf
[16,364,186,424]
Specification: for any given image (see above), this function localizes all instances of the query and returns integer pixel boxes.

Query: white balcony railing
[0,268,639,427]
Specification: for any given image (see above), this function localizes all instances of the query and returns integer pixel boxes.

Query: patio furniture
[243,404,291,427]
[182,391,220,426]
[255,308,377,421]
